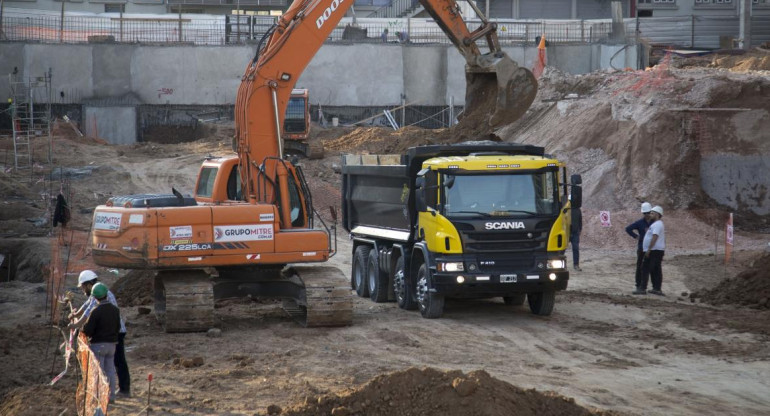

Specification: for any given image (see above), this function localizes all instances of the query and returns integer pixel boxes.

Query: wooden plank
[361,155,379,165]
[344,154,362,166]
[377,155,401,165]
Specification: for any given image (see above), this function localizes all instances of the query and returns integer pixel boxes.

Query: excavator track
[281,266,353,327]
[154,270,215,333]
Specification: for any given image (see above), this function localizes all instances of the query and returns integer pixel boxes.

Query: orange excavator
[89,0,537,332]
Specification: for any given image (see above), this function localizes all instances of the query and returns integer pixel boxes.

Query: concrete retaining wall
[84,106,137,145]
[1,42,640,108]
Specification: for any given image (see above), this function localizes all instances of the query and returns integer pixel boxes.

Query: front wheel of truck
[353,246,371,298]
[416,264,444,319]
[528,291,555,316]
[394,257,417,310]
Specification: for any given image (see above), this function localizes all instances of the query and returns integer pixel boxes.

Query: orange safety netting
[614,51,675,96]
[75,332,110,416]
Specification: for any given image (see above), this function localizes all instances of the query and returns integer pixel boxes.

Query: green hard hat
[91,282,108,299]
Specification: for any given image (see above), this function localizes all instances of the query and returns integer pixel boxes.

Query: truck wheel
[416,263,444,319]
[394,257,417,310]
[528,291,555,316]
[353,246,371,297]
[503,294,526,306]
[367,250,388,303]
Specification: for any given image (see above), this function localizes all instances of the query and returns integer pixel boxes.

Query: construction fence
[2,7,769,47]
[0,9,623,46]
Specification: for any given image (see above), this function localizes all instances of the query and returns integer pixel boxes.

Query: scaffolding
[9,68,53,169]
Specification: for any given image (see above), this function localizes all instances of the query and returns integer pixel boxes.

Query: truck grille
[461,230,547,253]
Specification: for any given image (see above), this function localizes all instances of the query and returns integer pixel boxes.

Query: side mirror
[329,206,337,222]
[570,174,582,209]
[415,176,427,212]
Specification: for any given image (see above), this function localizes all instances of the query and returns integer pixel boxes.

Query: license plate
[500,274,517,283]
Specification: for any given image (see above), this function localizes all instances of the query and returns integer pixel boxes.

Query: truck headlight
[547,259,565,269]
[438,262,464,272]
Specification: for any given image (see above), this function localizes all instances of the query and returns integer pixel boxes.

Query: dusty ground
[2,56,770,415]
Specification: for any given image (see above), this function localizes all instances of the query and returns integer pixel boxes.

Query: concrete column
[739,0,751,49]
[513,0,519,19]
[571,0,577,19]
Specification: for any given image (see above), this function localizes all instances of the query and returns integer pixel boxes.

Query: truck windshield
[442,171,559,217]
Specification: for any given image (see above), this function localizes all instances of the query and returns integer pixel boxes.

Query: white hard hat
[651,206,663,216]
[78,270,98,287]
[641,202,652,213]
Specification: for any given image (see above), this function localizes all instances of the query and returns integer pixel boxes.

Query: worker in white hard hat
[640,206,666,296]
[69,270,132,398]
[626,202,654,294]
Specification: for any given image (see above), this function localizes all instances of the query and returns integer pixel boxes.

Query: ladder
[8,70,53,169]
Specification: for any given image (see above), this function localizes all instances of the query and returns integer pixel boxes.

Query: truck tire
[394,257,417,310]
[353,246,371,298]
[416,263,444,319]
[367,250,388,303]
[528,291,555,316]
[503,294,526,306]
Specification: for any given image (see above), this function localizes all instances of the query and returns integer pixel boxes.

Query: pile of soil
[0,384,75,416]
[694,252,770,309]
[707,49,770,72]
[322,126,441,155]
[112,270,154,307]
[279,367,614,416]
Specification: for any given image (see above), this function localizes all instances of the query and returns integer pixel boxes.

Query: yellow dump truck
[341,144,581,318]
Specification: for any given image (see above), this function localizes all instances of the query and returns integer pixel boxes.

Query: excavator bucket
[461,52,538,128]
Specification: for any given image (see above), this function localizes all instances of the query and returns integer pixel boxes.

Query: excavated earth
[1,55,770,416]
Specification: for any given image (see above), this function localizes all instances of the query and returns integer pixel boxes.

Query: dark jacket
[83,301,121,344]
[625,218,650,250]
[570,207,582,235]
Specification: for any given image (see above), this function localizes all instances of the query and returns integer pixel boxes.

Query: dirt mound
[709,52,770,72]
[112,269,154,307]
[279,367,613,416]
[695,252,770,309]
[0,384,75,416]
[497,65,770,225]
[322,126,441,155]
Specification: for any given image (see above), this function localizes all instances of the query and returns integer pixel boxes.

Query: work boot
[648,289,665,296]
[116,390,131,399]
[632,288,647,295]
[574,265,582,272]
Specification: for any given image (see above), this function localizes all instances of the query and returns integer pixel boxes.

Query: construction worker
[640,206,666,296]
[82,282,121,403]
[626,202,653,294]
[70,270,131,398]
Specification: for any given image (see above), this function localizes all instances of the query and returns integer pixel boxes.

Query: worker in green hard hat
[82,282,121,403]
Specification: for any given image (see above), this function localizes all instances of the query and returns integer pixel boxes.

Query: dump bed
[341,154,413,241]
[340,144,547,242]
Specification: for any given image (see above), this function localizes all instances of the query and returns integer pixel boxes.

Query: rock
[331,406,350,416]
[451,377,477,397]
[207,328,222,338]
[181,356,204,368]
[331,163,341,173]
[681,291,688,297]
[137,307,152,315]
[266,404,282,415]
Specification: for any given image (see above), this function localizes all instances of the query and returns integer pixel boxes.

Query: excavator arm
[234,0,537,228]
